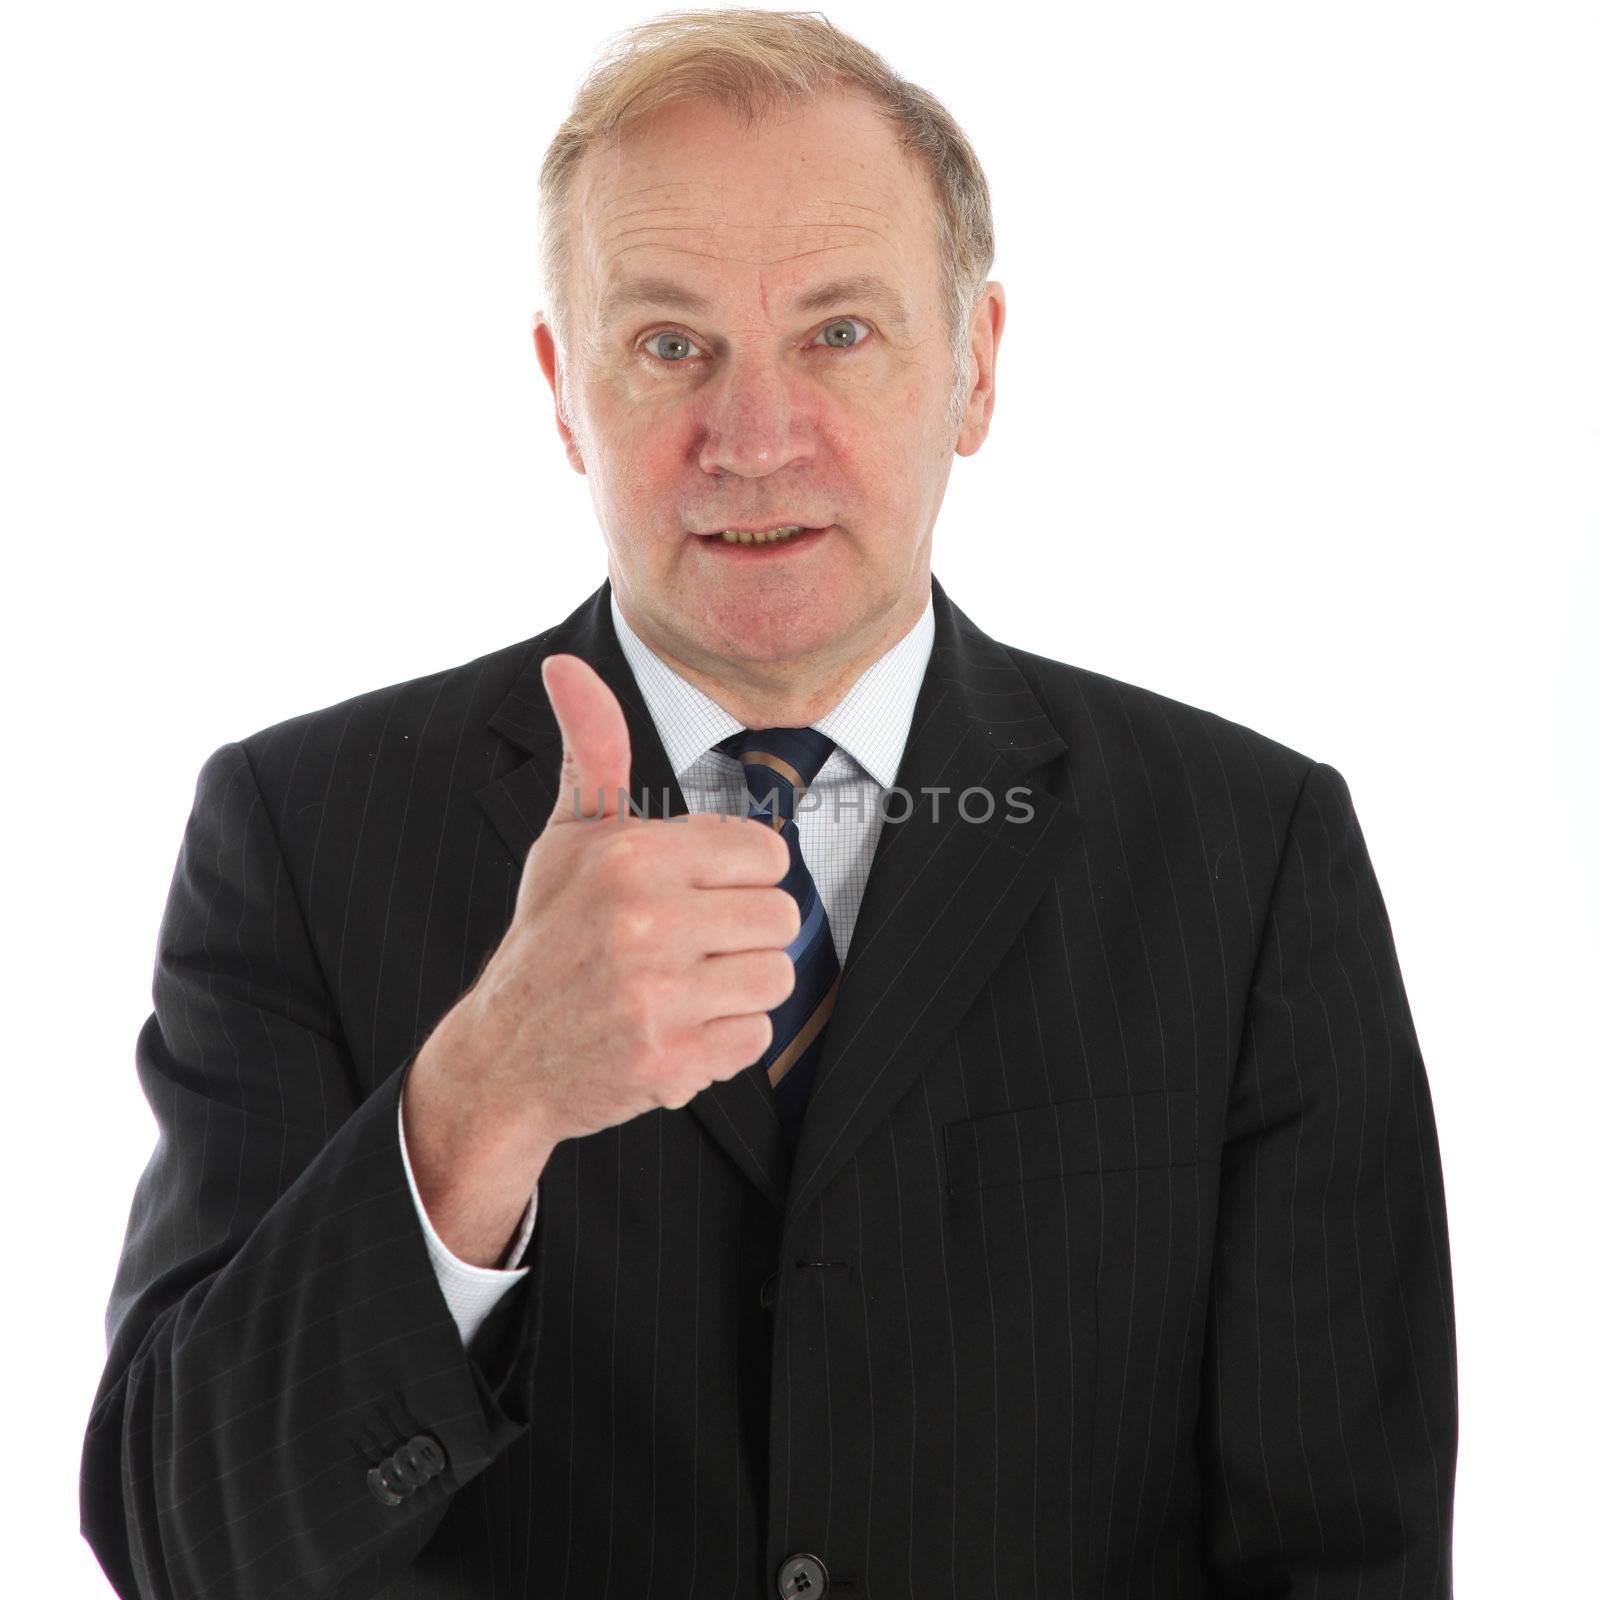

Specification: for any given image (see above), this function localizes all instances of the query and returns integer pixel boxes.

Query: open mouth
[691,523,833,554]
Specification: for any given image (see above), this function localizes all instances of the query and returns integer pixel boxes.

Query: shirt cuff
[397,1089,537,1347]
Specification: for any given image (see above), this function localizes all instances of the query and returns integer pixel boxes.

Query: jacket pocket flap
[945,1090,1198,1195]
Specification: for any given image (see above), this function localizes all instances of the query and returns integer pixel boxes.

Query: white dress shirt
[400,584,937,1344]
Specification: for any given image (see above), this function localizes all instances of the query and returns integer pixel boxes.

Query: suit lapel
[473,575,1079,1223]
[475,581,687,858]
[784,579,1076,1219]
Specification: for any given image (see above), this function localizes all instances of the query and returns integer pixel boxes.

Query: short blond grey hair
[537,7,995,439]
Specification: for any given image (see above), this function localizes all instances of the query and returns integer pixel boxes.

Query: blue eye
[812,317,869,349]
[640,318,872,364]
[644,330,703,362]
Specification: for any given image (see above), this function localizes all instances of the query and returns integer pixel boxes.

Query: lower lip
[692,525,834,559]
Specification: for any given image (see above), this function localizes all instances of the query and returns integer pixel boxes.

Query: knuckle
[768,949,797,997]
[746,1012,775,1059]
[745,819,786,873]
[664,1063,711,1111]
[602,903,655,966]
[709,1014,768,1077]
[616,903,656,948]
[598,834,645,887]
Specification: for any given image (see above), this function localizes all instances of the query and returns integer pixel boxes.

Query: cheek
[586,362,679,434]
[587,401,685,497]
[830,393,928,486]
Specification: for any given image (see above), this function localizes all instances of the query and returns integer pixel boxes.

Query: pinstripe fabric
[82,573,1457,1598]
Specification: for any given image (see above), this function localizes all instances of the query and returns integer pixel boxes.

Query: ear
[532,313,586,475]
[954,282,1005,458]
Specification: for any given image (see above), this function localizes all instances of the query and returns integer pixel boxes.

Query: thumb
[540,653,633,828]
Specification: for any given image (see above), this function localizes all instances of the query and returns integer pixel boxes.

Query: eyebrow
[595,272,915,335]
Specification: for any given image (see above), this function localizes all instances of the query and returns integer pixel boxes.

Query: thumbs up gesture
[401,653,797,1265]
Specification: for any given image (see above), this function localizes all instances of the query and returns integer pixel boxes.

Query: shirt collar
[608,585,935,789]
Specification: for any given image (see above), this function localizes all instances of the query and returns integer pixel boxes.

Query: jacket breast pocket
[943,1090,1199,1196]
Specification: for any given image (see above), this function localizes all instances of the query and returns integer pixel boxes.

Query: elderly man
[82,10,1458,1598]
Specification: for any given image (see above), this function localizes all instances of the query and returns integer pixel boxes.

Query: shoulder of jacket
[1000,641,1319,797]
[227,628,554,784]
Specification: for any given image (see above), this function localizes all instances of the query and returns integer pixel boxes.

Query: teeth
[714,525,805,544]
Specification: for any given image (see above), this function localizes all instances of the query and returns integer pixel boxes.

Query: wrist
[403,1019,558,1268]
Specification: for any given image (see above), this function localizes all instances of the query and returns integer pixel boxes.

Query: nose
[694,350,814,479]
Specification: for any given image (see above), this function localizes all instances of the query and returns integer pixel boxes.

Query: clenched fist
[401,652,797,1265]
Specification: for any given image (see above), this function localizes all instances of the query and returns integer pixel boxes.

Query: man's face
[533,89,1002,687]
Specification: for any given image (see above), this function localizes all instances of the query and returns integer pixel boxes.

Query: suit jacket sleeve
[1198,760,1459,1595]
[80,741,541,1600]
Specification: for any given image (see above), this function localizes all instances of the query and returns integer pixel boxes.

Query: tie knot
[716,726,837,822]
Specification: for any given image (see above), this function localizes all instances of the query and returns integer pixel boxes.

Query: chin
[709,600,843,664]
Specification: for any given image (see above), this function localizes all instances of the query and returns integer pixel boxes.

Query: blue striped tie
[715,726,840,1158]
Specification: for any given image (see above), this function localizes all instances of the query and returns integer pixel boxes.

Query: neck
[614,586,928,729]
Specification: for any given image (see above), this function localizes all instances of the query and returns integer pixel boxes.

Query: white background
[3,2,1595,1593]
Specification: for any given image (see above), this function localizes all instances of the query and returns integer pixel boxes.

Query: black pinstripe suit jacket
[81,573,1457,1598]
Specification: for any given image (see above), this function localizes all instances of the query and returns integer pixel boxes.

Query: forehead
[570,90,939,314]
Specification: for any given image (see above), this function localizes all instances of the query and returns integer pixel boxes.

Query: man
[82,10,1458,1598]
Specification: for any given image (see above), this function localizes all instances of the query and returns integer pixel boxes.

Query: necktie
[714,726,841,1158]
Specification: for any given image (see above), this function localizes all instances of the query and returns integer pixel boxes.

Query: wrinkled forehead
[566,92,940,313]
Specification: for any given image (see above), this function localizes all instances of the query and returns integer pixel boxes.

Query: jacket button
[366,1433,446,1506]
[759,1271,779,1311]
[392,1433,446,1485]
[387,1442,429,1491]
[367,1465,405,1507]
[776,1551,828,1595]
